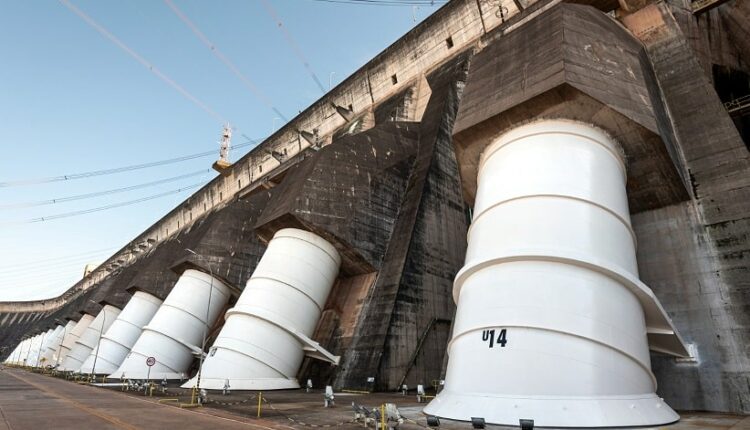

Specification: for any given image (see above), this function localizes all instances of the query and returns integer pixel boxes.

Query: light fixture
[426,415,440,427]
[471,417,485,429]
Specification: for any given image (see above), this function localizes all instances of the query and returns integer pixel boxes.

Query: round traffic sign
[146,356,156,367]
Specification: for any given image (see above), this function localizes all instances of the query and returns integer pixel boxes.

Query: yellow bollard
[257,392,263,418]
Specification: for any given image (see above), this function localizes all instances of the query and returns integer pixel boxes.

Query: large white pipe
[38,325,65,366]
[424,120,685,427]
[18,338,33,365]
[47,321,77,367]
[58,315,95,366]
[60,305,121,372]
[183,228,341,390]
[16,338,29,365]
[109,269,232,380]
[25,334,44,367]
[21,338,35,365]
[79,291,163,375]
[30,331,53,367]
[10,340,26,364]
[5,343,21,364]
[8,340,26,364]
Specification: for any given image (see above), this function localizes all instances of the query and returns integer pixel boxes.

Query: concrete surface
[0,368,271,430]
[2,367,750,429]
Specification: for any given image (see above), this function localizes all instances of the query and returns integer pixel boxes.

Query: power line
[163,0,289,122]
[260,0,327,93]
[0,138,260,187]
[59,0,228,124]
[2,247,117,269]
[307,0,444,4]
[0,169,211,209]
[2,181,206,225]
[0,261,101,282]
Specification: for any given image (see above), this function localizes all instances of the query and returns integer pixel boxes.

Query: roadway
[0,367,278,430]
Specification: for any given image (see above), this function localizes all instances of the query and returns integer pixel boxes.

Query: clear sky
[0,0,444,301]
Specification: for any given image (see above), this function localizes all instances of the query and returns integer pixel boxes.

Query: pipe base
[180,376,300,391]
[423,391,679,428]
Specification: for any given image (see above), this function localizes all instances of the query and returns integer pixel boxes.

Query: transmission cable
[0,169,211,209]
[1,247,117,269]
[59,0,228,124]
[1,181,206,225]
[307,0,445,5]
[163,0,289,122]
[0,139,259,187]
[0,253,117,276]
[260,0,327,93]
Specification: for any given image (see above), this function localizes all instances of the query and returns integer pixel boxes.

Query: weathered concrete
[622,2,750,414]
[0,368,271,429]
[2,0,749,419]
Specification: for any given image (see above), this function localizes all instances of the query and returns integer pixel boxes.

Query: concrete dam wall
[2,0,749,422]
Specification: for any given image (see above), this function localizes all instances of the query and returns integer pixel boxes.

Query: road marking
[5,371,137,430]
[0,404,13,430]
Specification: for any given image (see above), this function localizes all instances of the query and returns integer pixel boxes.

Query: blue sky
[0,0,443,301]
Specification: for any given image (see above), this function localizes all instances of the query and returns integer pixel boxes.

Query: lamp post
[89,300,105,382]
[184,248,215,398]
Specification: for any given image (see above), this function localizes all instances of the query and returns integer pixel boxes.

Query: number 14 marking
[482,329,508,348]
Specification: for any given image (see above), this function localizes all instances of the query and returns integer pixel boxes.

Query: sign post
[145,357,156,396]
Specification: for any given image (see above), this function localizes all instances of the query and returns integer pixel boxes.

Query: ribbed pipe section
[183,228,341,390]
[424,120,679,427]
[20,338,34,365]
[29,331,53,367]
[5,343,22,364]
[25,334,44,367]
[60,305,121,372]
[109,269,232,380]
[58,315,94,366]
[79,291,163,375]
[10,339,29,364]
[39,325,65,366]
[47,321,77,367]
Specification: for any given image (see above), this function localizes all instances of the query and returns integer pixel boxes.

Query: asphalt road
[0,367,278,430]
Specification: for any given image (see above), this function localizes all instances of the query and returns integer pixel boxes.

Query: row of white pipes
[3,121,689,428]
[5,228,342,393]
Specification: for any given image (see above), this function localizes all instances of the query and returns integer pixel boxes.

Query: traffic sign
[146,356,156,367]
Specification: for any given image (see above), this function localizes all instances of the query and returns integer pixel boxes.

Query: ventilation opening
[713,64,750,151]
[446,36,454,49]
[391,74,398,85]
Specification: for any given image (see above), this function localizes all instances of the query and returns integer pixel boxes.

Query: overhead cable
[59,0,228,124]
[0,169,211,209]
[163,0,289,122]
[2,247,117,269]
[308,0,444,5]
[1,182,206,225]
[0,139,260,187]
[260,0,327,93]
